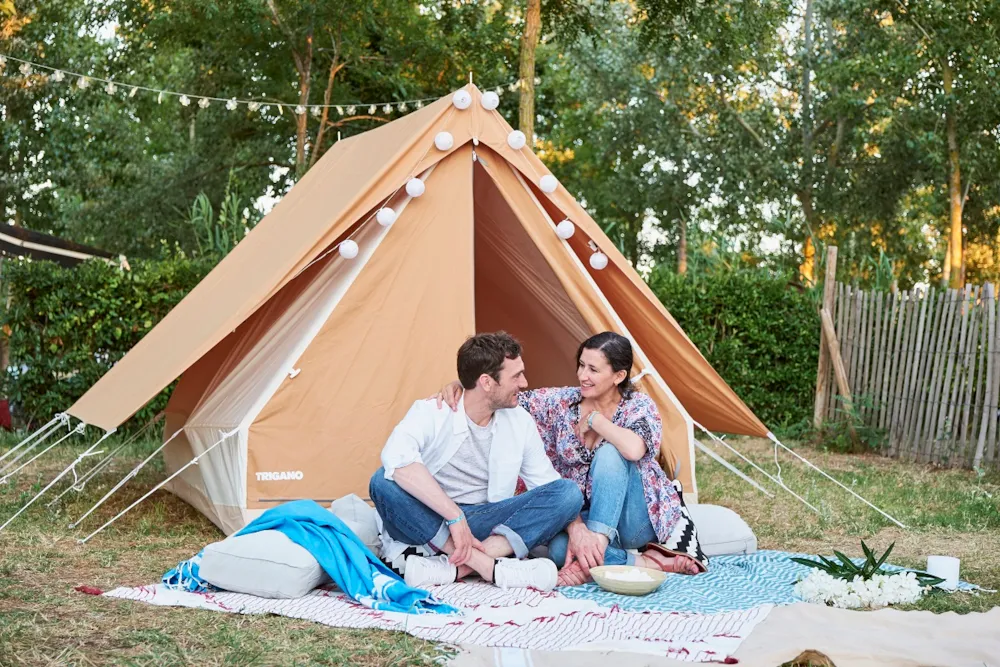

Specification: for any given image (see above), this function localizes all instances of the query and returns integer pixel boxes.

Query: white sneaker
[403,555,457,589]
[493,558,558,591]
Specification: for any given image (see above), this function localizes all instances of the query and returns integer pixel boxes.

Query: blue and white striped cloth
[559,549,983,614]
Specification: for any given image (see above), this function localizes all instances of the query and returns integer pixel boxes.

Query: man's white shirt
[379,395,560,502]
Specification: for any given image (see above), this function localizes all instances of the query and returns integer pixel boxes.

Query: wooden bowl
[590,565,668,596]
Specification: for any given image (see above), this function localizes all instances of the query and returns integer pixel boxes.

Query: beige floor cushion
[687,504,757,557]
[199,529,331,598]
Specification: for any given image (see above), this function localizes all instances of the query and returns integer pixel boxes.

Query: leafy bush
[1,257,821,434]
[648,268,820,432]
[1,257,213,428]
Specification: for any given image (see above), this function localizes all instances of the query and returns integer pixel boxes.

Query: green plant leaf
[790,557,832,573]
[833,551,862,575]
[873,542,895,574]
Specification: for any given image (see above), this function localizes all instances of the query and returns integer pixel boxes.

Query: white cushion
[329,494,381,555]
[199,530,330,598]
[687,504,757,557]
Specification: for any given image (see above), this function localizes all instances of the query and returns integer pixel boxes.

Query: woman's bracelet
[445,511,465,527]
[587,411,600,430]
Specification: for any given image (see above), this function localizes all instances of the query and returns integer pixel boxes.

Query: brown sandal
[641,542,707,574]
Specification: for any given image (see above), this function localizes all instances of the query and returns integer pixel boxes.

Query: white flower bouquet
[792,541,945,609]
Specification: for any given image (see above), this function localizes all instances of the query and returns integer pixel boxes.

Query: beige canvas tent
[63,85,769,535]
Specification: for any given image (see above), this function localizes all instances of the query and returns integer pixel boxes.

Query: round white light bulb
[376,208,397,226]
[452,90,472,110]
[339,240,359,259]
[556,219,575,239]
[405,178,425,197]
[481,91,500,110]
[589,252,609,270]
[507,130,526,150]
[434,131,454,151]
[539,174,559,193]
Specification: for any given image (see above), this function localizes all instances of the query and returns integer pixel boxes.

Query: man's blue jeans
[369,469,583,559]
[547,445,657,566]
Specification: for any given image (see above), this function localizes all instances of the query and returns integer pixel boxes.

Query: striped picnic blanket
[103,582,770,663]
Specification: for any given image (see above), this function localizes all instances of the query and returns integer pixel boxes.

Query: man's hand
[447,519,484,566]
[566,522,606,576]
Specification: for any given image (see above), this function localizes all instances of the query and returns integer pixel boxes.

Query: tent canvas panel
[473,110,767,439]
[474,147,697,494]
[473,161,590,389]
[245,145,477,507]
[67,92,458,431]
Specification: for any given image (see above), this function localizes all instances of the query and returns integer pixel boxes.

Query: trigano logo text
[255,471,304,481]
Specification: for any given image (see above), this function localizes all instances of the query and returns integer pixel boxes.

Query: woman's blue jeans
[547,445,656,566]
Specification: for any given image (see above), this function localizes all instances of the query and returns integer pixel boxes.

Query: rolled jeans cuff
[428,521,450,552]
[492,524,529,559]
[585,518,619,544]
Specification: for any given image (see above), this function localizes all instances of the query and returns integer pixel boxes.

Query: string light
[556,219,575,239]
[434,131,454,151]
[0,54,513,118]
[405,178,425,197]
[338,240,359,259]
[539,174,559,193]
[590,252,609,270]
[376,208,397,226]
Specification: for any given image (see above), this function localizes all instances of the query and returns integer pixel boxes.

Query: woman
[438,331,705,586]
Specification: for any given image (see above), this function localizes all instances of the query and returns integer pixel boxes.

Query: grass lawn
[1,432,998,665]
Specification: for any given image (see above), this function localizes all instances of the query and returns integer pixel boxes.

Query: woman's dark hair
[577,331,634,398]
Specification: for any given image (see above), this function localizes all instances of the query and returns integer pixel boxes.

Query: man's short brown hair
[457,332,523,389]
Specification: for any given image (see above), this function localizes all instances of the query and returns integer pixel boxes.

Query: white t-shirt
[435,416,493,505]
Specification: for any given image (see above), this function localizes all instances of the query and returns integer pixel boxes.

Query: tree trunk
[677,215,688,275]
[942,238,951,286]
[308,57,345,170]
[943,62,963,289]
[798,0,816,284]
[294,32,314,176]
[267,0,312,175]
[801,236,816,286]
[518,0,541,147]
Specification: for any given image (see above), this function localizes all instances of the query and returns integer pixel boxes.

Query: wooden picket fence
[816,280,1000,469]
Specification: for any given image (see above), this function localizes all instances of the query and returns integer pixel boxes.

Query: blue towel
[162,548,219,593]
[164,499,455,615]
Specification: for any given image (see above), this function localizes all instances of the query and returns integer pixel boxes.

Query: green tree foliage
[1,0,524,257]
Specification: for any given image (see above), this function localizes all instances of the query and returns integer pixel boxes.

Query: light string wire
[0,53,519,114]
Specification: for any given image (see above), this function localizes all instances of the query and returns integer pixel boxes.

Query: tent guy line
[46,412,165,509]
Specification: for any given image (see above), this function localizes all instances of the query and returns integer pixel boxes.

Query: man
[369,332,583,591]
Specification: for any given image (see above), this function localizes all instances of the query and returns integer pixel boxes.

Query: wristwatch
[445,512,465,527]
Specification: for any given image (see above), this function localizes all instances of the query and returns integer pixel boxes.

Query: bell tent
[57,85,770,535]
